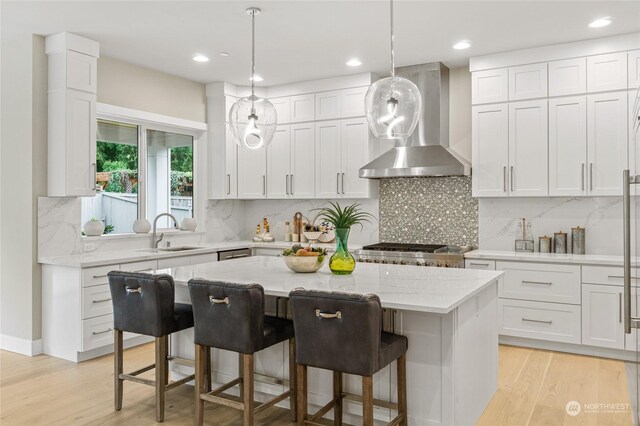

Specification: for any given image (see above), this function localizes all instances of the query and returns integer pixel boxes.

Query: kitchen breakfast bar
[165,256,503,426]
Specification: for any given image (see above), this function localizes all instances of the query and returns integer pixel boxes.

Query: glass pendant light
[229,7,277,150]
[364,0,421,143]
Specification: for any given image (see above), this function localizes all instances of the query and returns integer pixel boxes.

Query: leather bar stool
[289,289,408,426]
[108,271,196,422]
[188,279,297,426]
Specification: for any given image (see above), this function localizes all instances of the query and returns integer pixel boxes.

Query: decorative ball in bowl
[282,245,327,273]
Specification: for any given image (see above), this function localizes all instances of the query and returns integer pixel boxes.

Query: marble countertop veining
[465,250,640,267]
[38,241,363,268]
[166,256,504,314]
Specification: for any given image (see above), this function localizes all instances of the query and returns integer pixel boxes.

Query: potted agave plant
[314,202,374,275]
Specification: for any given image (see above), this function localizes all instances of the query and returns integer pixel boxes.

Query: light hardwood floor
[0,344,634,425]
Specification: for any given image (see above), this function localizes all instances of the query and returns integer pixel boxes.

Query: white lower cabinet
[498,299,581,344]
[581,284,624,349]
[465,259,496,270]
[497,261,580,304]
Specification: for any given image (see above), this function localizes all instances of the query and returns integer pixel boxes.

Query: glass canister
[554,231,567,254]
[572,226,585,254]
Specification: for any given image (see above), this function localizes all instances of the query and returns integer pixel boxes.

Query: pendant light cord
[250,9,256,110]
[389,0,395,77]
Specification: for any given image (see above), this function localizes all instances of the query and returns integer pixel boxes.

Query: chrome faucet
[153,213,179,248]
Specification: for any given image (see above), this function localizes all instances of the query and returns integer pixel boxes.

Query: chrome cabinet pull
[286,174,289,195]
[341,173,345,194]
[589,163,593,191]
[469,262,490,267]
[522,280,552,286]
[521,318,552,325]
[503,166,507,192]
[228,254,248,259]
[609,275,640,280]
[337,173,340,194]
[92,328,112,335]
[92,297,112,304]
[510,166,514,192]
[581,163,585,191]
[90,162,96,191]
[227,174,231,195]
[290,175,294,195]
[620,292,623,323]
[624,169,632,333]
[125,287,142,294]
[262,175,266,195]
[92,274,108,279]
[316,309,342,319]
[209,296,230,305]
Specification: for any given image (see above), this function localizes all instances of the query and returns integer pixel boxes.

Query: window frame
[96,103,207,233]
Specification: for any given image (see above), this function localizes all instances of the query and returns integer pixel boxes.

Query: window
[81,106,202,235]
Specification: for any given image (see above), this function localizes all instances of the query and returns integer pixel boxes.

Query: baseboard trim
[500,335,637,361]
[0,334,43,356]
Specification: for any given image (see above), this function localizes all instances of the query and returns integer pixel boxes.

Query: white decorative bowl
[180,218,197,231]
[283,254,326,273]
[84,219,104,236]
[132,219,151,234]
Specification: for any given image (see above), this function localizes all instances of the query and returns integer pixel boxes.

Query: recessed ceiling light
[219,52,230,57]
[588,17,612,28]
[250,75,264,82]
[453,40,471,50]
[346,58,362,67]
[192,54,209,62]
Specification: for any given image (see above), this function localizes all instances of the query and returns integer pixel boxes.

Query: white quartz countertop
[465,250,638,267]
[38,241,362,268]
[165,256,503,314]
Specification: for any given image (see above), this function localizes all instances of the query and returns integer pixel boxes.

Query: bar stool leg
[114,329,123,411]
[242,354,254,426]
[289,338,297,422]
[194,344,206,426]
[333,371,343,426]
[397,353,407,426]
[205,346,212,393]
[164,335,170,386]
[238,355,244,403]
[155,336,167,422]
[296,364,307,426]
[362,376,374,426]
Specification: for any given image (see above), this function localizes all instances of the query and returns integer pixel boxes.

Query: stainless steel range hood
[359,62,471,178]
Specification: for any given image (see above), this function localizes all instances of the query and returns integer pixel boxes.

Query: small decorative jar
[180,218,197,231]
[572,226,585,254]
[554,231,567,254]
[539,236,552,253]
[132,219,151,234]
[84,219,105,236]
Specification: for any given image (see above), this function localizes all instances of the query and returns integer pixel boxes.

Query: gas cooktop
[361,243,447,253]
[354,243,473,268]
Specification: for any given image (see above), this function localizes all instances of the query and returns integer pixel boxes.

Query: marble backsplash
[378,177,478,247]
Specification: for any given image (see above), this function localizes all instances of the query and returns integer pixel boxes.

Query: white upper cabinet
[290,94,315,123]
[508,100,548,197]
[340,118,370,198]
[587,91,628,196]
[341,87,367,117]
[508,63,547,101]
[316,90,342,120]
[224,126,238,198]
[548,96,587,196]
[266,126,291,199]
[290,123,316,198]
[472,68,508,105]
[237,145,267,199]
[587,52,628,93]
[270,97,291,124]
[629,49,640,90]
[472,104,509,197]
[315,120,342,198]
[66,50,97,93]
[549,58,586,97]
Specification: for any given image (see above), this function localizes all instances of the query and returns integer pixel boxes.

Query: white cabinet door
[290,94,315,123]
[270,97,291,124]
[315,90,342,120]
[587,91,628,196]
[341,118,370,198]
[508,63,547,101]
[224,127,237,198]
[629,50,640,90]
[471,104,509,197]
[237,145,266,199]
[472,68,508,105]
[587,52,628,93]
[266,126,291,199]
[549,57,586,97]
[341,87,367,117]
[582,284,624,349]
[315,120,342,198]
[290,123,315,199]
[549,96,587,196]
[66,90,97,196]
[508,100,548,197]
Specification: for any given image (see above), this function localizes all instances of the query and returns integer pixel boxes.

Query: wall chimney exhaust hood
[359,62,471,178]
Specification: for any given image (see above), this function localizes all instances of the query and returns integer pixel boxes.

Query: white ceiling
[4,1,640,86]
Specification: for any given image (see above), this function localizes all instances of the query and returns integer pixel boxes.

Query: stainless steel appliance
[354,243,472,268]
[217,248,252,261]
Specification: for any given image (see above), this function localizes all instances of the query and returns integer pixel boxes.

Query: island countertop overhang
[165,256,504,314]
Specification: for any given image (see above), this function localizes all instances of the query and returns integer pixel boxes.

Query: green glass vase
[329,228,356,275]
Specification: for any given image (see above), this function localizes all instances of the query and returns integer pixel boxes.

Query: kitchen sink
[138,246,205,253]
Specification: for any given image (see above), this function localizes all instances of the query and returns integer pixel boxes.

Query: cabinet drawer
[498,299,581,344]
[119,260,157,273]
[157,256,190,269]
[189,253,218,265]
[82,264,119,287]
[82,284,113,319]
[497,261,580,304]
[465,259,496,270]
[82,315,114,351]
[253,248,282,257]
[582,265,640,286]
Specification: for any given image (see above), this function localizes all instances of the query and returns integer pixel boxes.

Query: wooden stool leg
[155,336,167,422]
[397,353,407,426]
[194,344,206,426]
[242,354,254,426]
[164,335,170,386]
[362,376,374,426]
[296,364,307,426]
[289,338,297,422]
[205,346,212,393]
[238,355,244,403]
[114,329,123,411]
[333,371,343,426]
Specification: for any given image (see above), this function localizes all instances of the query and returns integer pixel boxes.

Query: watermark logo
[566,401,581,416]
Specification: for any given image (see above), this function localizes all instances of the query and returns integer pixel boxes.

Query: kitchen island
[166,256,503,426]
